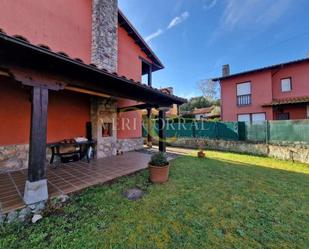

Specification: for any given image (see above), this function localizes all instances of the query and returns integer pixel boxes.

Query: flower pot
[198,151,205,158]
[149,163,170,183]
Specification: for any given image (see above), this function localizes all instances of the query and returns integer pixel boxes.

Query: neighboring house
[190,106,220,120]
[142,87,179,118]
[0,0,185,204]
[213,58,309,122]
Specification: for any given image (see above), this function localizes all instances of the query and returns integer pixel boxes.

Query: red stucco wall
[0,0,92,63]
[0,2,159,141]
[47,91,90,143]
[117,25,152,139]
[272,62,309,99]
[0,79,90,146]
[221,71,273,121]
[0,79,31,145]
[118,25,152,81]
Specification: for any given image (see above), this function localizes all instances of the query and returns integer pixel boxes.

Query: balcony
[237,94,251,106]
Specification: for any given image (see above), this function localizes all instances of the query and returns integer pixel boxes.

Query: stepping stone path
[31,214,43,224]
[6,211,18,224]
[123,188,144,201]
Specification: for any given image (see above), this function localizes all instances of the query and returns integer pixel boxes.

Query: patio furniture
[48,139,95,168]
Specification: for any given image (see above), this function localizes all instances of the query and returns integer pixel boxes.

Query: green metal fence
[143,121,239,141]
[143,119,309,144]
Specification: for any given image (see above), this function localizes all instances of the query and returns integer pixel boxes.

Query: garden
[1,150,308,249]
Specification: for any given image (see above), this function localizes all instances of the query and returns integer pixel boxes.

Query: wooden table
[48,140,96,166]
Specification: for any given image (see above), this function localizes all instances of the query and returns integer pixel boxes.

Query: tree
[197,79,220,101]
[179,96,217,114]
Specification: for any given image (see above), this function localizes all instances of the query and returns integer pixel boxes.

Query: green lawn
[1,151,309,249]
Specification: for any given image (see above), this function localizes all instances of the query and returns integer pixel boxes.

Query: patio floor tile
[0,151,150,213]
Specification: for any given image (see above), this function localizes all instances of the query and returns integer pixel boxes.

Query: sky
[119,0,309,99]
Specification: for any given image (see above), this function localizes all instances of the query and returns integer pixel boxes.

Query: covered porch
[0,151,151,213]
[0,31,186,211]
[263,96,309,120]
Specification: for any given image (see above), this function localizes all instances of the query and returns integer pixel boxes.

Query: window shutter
[252,113,266,122]
[238,114,250,122]
[237,82,251,96]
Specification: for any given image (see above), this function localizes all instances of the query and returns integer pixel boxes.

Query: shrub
[149,152,168,167]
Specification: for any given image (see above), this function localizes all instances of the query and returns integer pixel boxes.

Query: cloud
[207,0,293,45]
[256,0,293,25]
[145,29,164,42]
[203,0,218,10]
[167,11,190,29]
[144,11,190,42]
[177,90,198,99]
[220,0,292,31]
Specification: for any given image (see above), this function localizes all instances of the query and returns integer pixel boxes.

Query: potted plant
[197,140,205,158]
[149,152,169,183]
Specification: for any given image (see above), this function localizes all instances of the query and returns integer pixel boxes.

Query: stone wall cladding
[0,144,29,172]
[91,97,118,158]
[153,137,309,164]
[92,0,118,72]
[268,144,309,163]
[0,145,53,173]
[117,138,144,153]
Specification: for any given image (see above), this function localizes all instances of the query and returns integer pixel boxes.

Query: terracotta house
[213,58,309,122]
[190,106,220,120]
[0,0,185,206]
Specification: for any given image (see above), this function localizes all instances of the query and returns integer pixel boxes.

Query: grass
[1,150,308,249]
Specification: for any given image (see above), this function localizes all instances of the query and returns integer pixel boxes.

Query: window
[238,113,266,123]
[237,82,251,95]
[237,82,251,106]
[281,78,292,92]
[238,114,250,122]
[307,105,309,118]
[252,113,266,122]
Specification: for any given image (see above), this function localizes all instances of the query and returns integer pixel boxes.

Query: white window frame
[238,113,267,123]
[281,78,292,92]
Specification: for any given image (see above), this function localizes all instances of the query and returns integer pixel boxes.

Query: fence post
[192,122,196,138]
[215,122,218,140]
[265,120,269,144]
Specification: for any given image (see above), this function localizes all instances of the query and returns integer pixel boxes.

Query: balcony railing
[237,94,251,106]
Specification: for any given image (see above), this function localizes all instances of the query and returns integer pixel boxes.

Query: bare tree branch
[197,79,220,101]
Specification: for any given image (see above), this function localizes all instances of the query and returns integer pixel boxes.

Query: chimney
[92,0,118,72]
[166,87,173,95]
[307,51,309,58]
[222,64,230,77]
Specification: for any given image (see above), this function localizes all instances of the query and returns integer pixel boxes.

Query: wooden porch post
[24,86,49,204]
[146,108,152,148]
[148,65,152,87]
[158,109,166,153]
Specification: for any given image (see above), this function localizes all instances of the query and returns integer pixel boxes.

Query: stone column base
[23,179,48,205]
